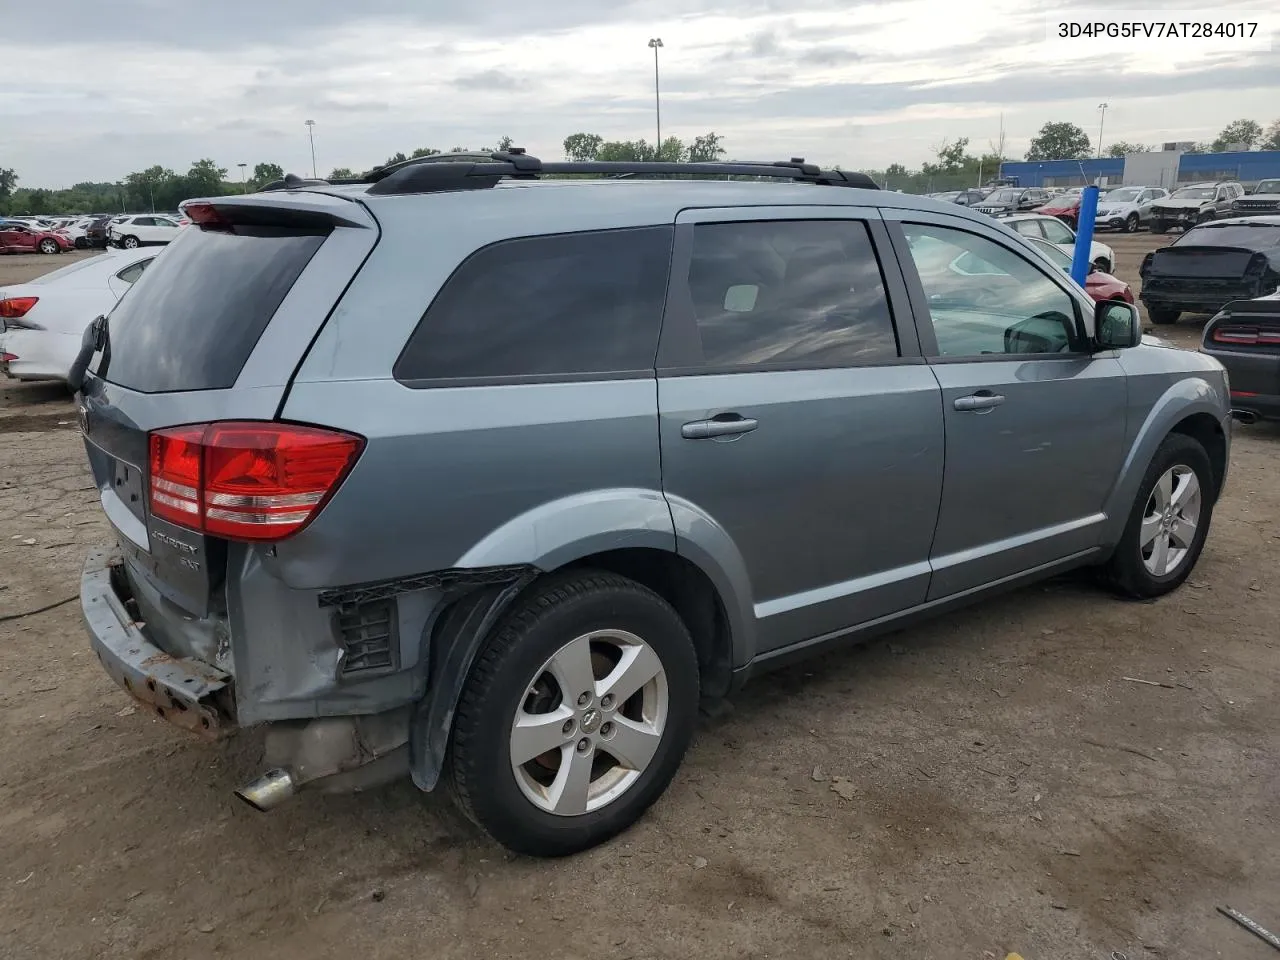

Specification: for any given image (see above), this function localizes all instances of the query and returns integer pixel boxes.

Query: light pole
[647,38,663,158]
[1096,103,1108,160]
[237,162,248,193]
[305,120,317,178]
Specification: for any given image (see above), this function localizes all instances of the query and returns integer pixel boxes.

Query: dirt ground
[1,235,1278,960]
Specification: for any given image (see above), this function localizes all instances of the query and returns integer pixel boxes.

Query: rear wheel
[448,571,700,856]
[38,238,60,255]
[1093,256,1112,273]
[1103,433,1213,599]
[1149,307,1180,325]
[122,235,139,249]
[1124,213,1140,233]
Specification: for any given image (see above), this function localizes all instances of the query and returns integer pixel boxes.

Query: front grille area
[335,598,400,676]
[1235,201,1280,210]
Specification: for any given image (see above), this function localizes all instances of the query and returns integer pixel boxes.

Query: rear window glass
[394,226,673,384]
[99,225,325,393]
[1175,224,1280,249]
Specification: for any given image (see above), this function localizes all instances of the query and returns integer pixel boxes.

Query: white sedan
[0,249,156,383]
[1002,213,1116,273]
[107,214,185,249]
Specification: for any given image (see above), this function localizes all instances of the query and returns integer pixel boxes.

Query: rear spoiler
[177,198,372,231]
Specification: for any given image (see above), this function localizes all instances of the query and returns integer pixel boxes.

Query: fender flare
[1099,376,1228,548]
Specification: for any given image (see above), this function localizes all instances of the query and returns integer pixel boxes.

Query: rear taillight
[180,203,231,230]
[0,296,38,320]
[148,422,364,542]
[1211,325,1280,346]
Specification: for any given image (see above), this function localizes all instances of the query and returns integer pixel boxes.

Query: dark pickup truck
[1139,216,1280,326]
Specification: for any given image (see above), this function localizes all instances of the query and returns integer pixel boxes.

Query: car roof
[276,177,1008,234]
[1188,215,1280,227]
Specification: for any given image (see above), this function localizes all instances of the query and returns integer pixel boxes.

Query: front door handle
[953,393,1006,412]
[681,415,759,440]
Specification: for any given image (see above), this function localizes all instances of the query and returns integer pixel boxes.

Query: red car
[1027,237,1134,304]
[1034,193,1081,229]
[0,220,74,255]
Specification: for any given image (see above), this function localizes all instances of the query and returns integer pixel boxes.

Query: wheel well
[1170,413,1226,499]
[557,548,733,701]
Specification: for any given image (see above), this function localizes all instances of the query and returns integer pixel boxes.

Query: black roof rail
[258,151,880,196]
[361,150,879,196]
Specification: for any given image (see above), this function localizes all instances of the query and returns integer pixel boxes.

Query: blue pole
[1071,184,1099,286]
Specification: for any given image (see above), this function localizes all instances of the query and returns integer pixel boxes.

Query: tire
[1103,433,1214,599]
[447,571,700,857]
[1124,213,1140,233]
[38,239,60,255]
[1093,257,1112,273]
[1149,307,1180,325]
[122,235,139,249]
[1151,220,1168,234]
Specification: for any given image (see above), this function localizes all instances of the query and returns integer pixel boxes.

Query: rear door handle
[953,393,1006,412]
[681,415,759,440]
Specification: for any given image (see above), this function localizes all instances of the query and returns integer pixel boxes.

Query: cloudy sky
[5,0,1278,187]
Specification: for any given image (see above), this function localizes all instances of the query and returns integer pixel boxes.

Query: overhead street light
[647,38,663,157]
[305,120,317,178]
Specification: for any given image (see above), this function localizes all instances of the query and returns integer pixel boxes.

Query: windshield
[1105,188,1141,202]
[987,189,1019,203]
[1174,223,1280,249]
[1254,180,1280,194]
[1170,187,1215,200]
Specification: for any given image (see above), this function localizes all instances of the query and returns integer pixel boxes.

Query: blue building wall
[1000,151,1280,187]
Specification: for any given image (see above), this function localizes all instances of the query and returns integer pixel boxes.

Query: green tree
[183,159,228,200]
[936,137,973,172]
[1024,122,1091,160]
[563,133,604,162]
[0,167,16,199]
[1107,141,1149,157]
[384,152,408,166]
[1212,118,1263,151]
[885,163,908,178]
[328,167,356,179]
[410,147,440,158]
[597,139,655,162]
[656,136,687,162]
[687,132,726,163]
[253,162,284,184]
[124,165,174,211]
[1262,119,1280,151]
[494,135,514,152]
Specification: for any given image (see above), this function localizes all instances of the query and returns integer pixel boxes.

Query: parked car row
[0,213,189,254]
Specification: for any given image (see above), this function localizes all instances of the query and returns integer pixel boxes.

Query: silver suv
[74,153,1231,856]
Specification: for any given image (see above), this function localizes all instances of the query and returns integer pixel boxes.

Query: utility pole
[647,38,663,158]
[1096,103,1108,159]
[305,120,317,178]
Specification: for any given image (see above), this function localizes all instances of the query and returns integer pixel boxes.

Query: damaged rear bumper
[82,547,236,739]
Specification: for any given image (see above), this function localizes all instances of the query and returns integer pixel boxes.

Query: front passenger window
[902,224,1082,357]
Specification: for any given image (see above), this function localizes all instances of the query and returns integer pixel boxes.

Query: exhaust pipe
[1231,409,1258,425]
[235,768,296,811]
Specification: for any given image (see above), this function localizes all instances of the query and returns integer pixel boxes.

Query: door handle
[681,415,759,440]
[953,393,1006,412]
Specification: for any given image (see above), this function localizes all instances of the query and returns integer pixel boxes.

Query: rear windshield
[99,225,325,393]
[1174,224,1280,249]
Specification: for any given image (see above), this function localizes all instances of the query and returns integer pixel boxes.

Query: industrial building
[998,149,1280,189]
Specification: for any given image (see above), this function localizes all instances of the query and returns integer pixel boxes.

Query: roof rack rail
[257,150,880,196]
[359,150,879,195]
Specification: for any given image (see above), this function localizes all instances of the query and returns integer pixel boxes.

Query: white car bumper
[0,328,80,382]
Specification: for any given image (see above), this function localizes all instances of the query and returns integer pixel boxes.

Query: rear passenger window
[395,227,673,384]
[681,220,898,368]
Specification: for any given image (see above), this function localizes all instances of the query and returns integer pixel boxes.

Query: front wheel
[1103,433,1214,599]
[121,235,139,249]
[448,571,700,856]
[1125,213,1140,233]
[1094,256,1112,273]
[38,239,61,254]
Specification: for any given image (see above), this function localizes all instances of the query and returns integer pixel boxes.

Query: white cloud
[3,0,1277,186]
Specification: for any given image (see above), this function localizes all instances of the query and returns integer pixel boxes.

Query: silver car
[74,154,1231,856]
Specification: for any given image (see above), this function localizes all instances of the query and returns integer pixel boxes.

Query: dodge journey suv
[75,152,1231,856]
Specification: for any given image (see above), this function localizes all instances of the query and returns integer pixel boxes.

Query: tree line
[3,116,1276,215]
[0,131,725,216]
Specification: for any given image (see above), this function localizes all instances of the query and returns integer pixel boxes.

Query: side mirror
[1095,300,1141,350]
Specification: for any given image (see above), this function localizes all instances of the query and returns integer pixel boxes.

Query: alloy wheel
[1140,465,1202,577]
[509,629,668,817]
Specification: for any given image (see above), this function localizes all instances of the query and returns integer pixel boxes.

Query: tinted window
[903,223,1081,357]
[682,219,898,368]
[395,227,672,383]
[99,225,325,393]
[1174,224,1280,249]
